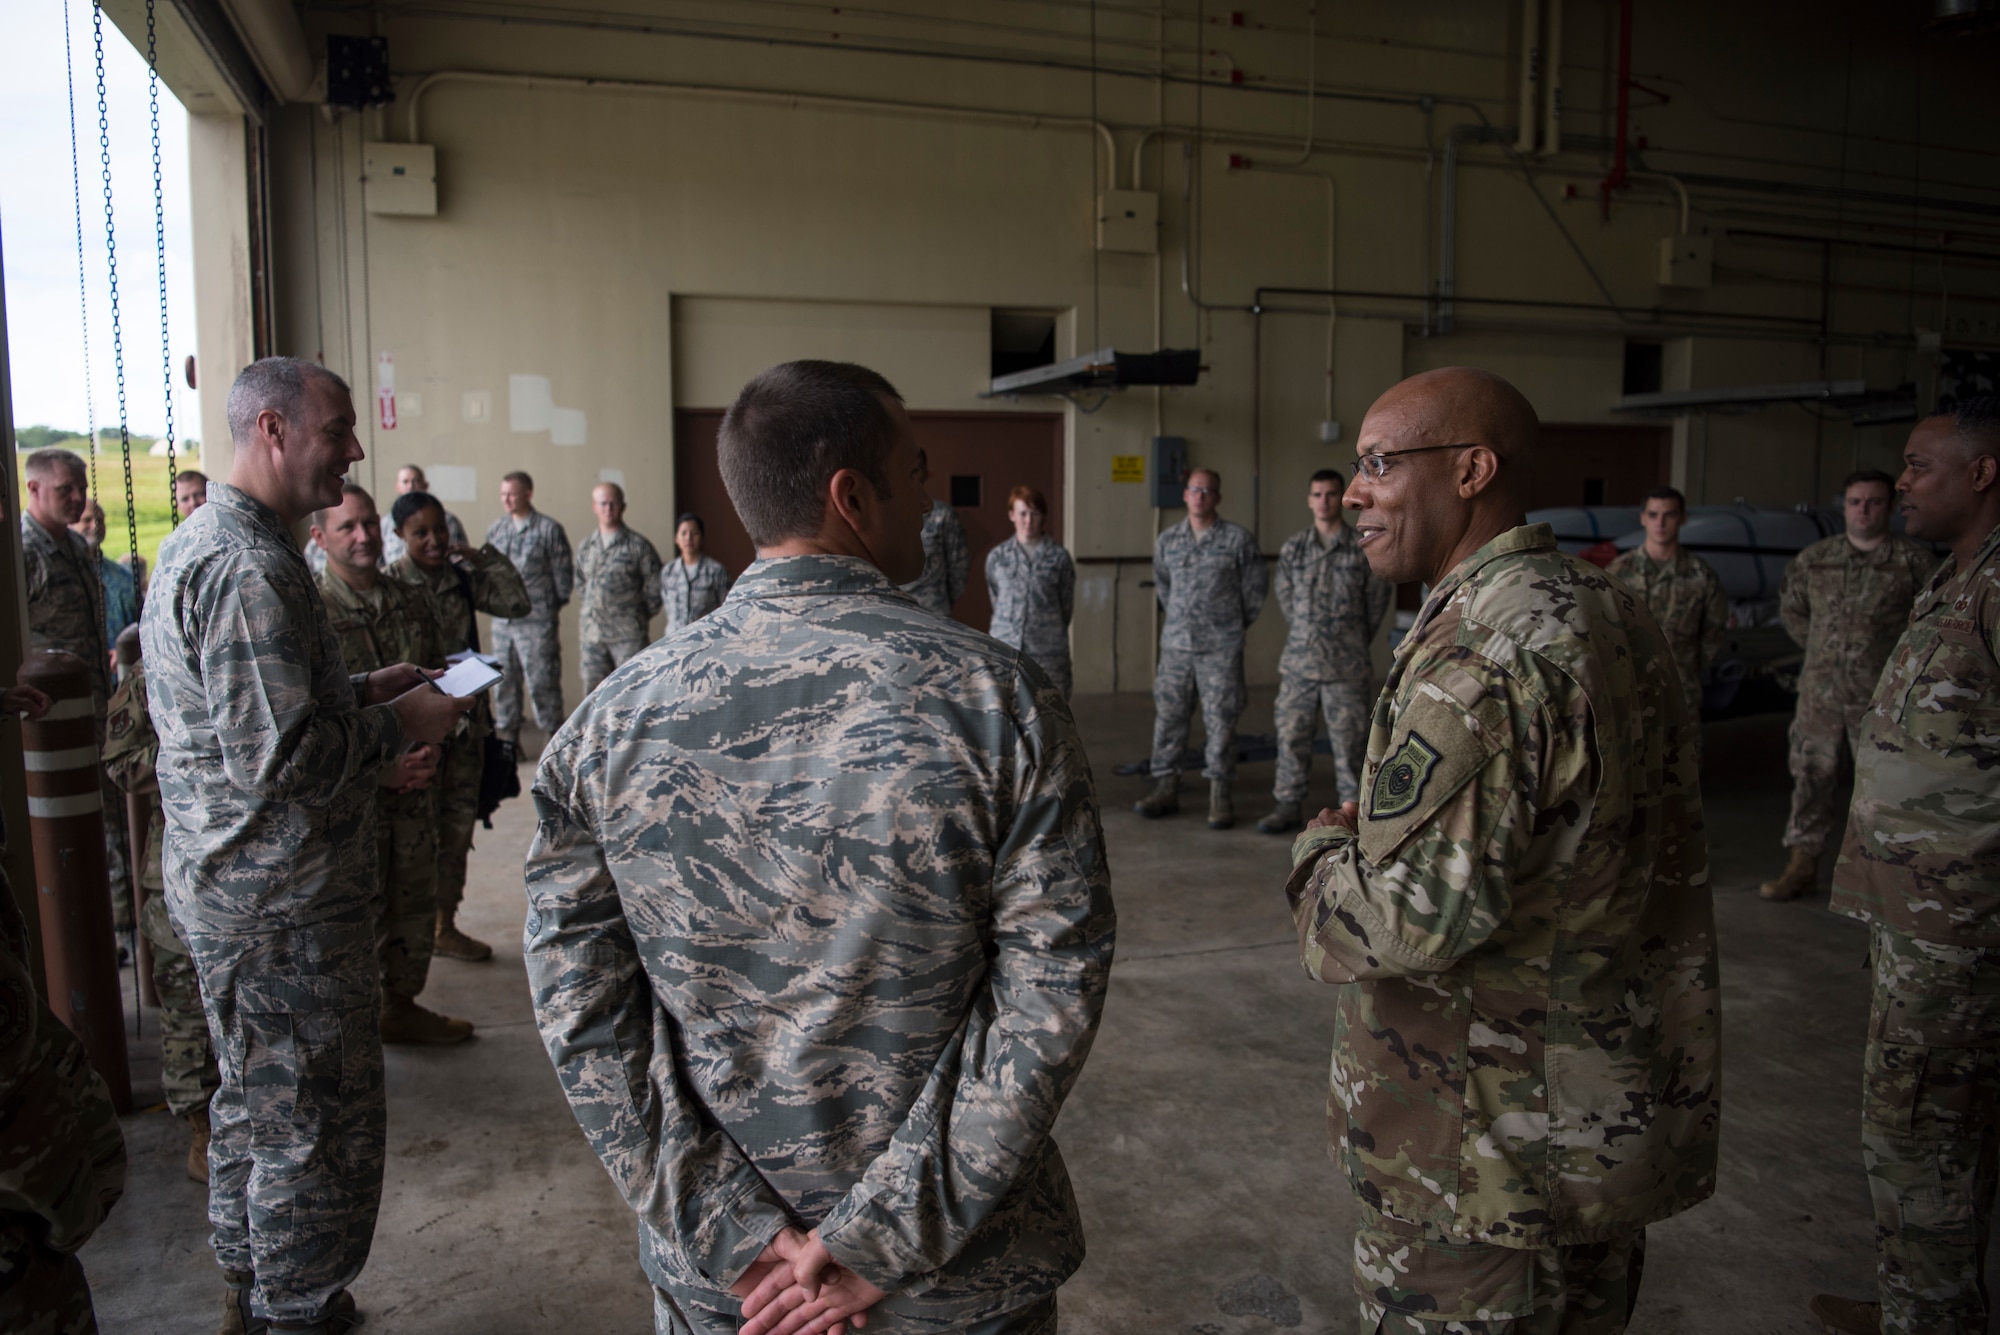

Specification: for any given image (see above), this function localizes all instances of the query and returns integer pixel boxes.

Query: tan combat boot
[1208,779,1235,830]
[1256,800,1301,835]
[433,908,493,962]
[186,1106,211,1184]
[1806,1294,1880,1334]
[380,992,475,1045]
[219,1271,264,1335]
[1133,775,1180,819]
[1759,846,1819,901]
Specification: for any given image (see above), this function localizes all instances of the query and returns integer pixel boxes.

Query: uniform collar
[1406,522,1556,644]
[207,480,294,545]
[1913,520,2000,619]
[728,553,906,601]
[316,567,389,609]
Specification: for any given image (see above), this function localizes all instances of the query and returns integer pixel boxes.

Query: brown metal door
[1528,424,1672,509]
[673,408,1065,629]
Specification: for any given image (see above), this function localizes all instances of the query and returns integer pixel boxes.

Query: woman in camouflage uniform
[983,485,1075,697]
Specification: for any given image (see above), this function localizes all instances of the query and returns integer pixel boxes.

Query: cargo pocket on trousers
[241,1009,346,1130]
[1862,1038,1927,1137]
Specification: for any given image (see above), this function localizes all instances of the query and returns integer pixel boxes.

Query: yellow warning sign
[1111,455,1145,484]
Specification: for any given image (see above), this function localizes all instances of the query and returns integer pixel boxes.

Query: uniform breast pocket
[1893,636,1997,758]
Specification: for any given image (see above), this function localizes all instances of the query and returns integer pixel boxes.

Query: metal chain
[93,3,138,566]
[146,0,175,528]
[62,0,99,504]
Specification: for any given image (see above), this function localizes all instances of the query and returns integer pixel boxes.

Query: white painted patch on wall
[462,391,491,424]
[550,406,588,447]
[427,464,479,503]
[509,373,588,446]
[400,393,423,419]
[598,468,626,486]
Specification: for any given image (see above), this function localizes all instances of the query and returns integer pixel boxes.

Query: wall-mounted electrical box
[1097,190,1159,254]
[1150,435,1188,508]
[363,142,437,216]
[1657,235,1713,289]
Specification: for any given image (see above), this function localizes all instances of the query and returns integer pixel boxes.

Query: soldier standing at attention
[387,491,532,964]
[1762,469,1936,902]
[898,447,970,618]
[1284,368,1720,1335]
[1135,467,1268,829]
[985,484,1077,697]
[1607,486,1729,741]
[141,357,469,1334]
[1258,468,1393,835]
[575,482,664,694]
[660,513,732,633]
[1811,397,2000,1335]
[486,470,574,743]
[312,483,475,1045]
[526,360,1114,1335]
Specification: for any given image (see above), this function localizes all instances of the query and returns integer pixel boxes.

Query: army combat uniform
[1606,546,1728,730]
[1829,519,2000,1335]
[142,481,404,1328]
[659,554,732,634]
[576,525,663,694]
[986,536,1077,697]
[1271,521,1393,809]
[379,507,467,568]
[1286,524,1721,1334]
[900,497,970,619]
[485,508,574,737]
[1778,533,1935,857]
[1150,517,1268,781]
[525,554,1115,1335]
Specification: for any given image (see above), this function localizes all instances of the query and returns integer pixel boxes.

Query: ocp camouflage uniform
[986,537,1076,697]
[659,554,732,634]
[1151,517,1268,780]
[1286,524,1720,1334]
[900,497,970,618]
[379,507,467,569]
[576,526,663,694]
[20,514,128,930]
[1830,519,2000,1335]
[390,547,531,917]
[525,553,1115,1335]
[1779,533,1936,855]
[486,509,574,735]
[142,481,402,1327]
[316,568,450,1003]
[1272,522,1393,807]
[1606,546,1728,730]
[103,662,218,1122]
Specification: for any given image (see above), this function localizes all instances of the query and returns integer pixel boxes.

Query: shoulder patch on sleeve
[1370,731,1443,819]
[1359,687,1500,866]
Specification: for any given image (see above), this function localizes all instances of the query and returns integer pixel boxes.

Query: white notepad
[432,657,505,698]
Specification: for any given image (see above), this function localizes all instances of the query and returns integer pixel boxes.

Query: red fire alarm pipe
[1600,0,1633,217]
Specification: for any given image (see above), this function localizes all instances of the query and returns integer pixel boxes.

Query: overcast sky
[2,0,198,441]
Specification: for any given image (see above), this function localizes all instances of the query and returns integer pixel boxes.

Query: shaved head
[1363,367,1539,488]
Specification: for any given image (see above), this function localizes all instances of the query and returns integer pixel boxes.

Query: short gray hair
[226,357,349,445]
[718,360,903,546]
[23,448,86,483]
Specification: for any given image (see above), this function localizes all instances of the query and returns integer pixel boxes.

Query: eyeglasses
[1354,443,1493,481]
[1185,485,1218,496]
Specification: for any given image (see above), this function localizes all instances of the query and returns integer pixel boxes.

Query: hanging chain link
[94,2,138,567]
[146,0,175,529]
[62,0,99,506]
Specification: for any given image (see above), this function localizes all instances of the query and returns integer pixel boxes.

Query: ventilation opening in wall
[1623,341,1664,396]
[991,310,1058,381]
[950,475,982,508]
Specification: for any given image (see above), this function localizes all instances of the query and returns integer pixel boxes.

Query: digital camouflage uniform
[1779,533,1936,854]
[102,661,218,1122]
[1272,522,1394,807]
[94,551,139,647]
[20,513,129,931]
[1151,517,1269,780]
[900,497,970,619]
[1285,524,1721,1334]
[316,567,450,1002]
[141,481,404,1327]
[660,554,732,635]
[525,554,1116,1335]
[1830,519,2000,1335]
[389,547,531,916]
[986,537,1077,698]
[485,509,574,735]
[1605,546,1728,731]
[576,526,664,694]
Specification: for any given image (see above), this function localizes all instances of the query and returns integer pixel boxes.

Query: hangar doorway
[673,408,1065,630]
[1528,424,1673,509]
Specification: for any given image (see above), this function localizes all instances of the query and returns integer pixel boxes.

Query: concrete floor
[79,690,1923,1333]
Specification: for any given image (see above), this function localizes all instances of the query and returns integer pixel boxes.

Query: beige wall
[236,0,2000,697]
[187,113,254,480]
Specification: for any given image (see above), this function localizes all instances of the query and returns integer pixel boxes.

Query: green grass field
[15,447,201,568]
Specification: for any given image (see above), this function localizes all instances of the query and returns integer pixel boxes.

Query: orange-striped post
[17,649,131,1113]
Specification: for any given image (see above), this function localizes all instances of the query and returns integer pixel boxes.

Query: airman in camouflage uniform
[899,450,970,618]
[985,528,1076,697]
[1287,369,1719,1335]
[1259,470,1393,834]
[1813,402,2000,1335]
[661,514,733,634]
[1137,468,1268,829]
[377,464,467,569]
[527,361,1115,1335]
[141,359,467,1333]
[1605,488,1729,733]
[1763,470,1936,902]
[486,471,575,740]
[576,484,664,694]
[387,491,533,963]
